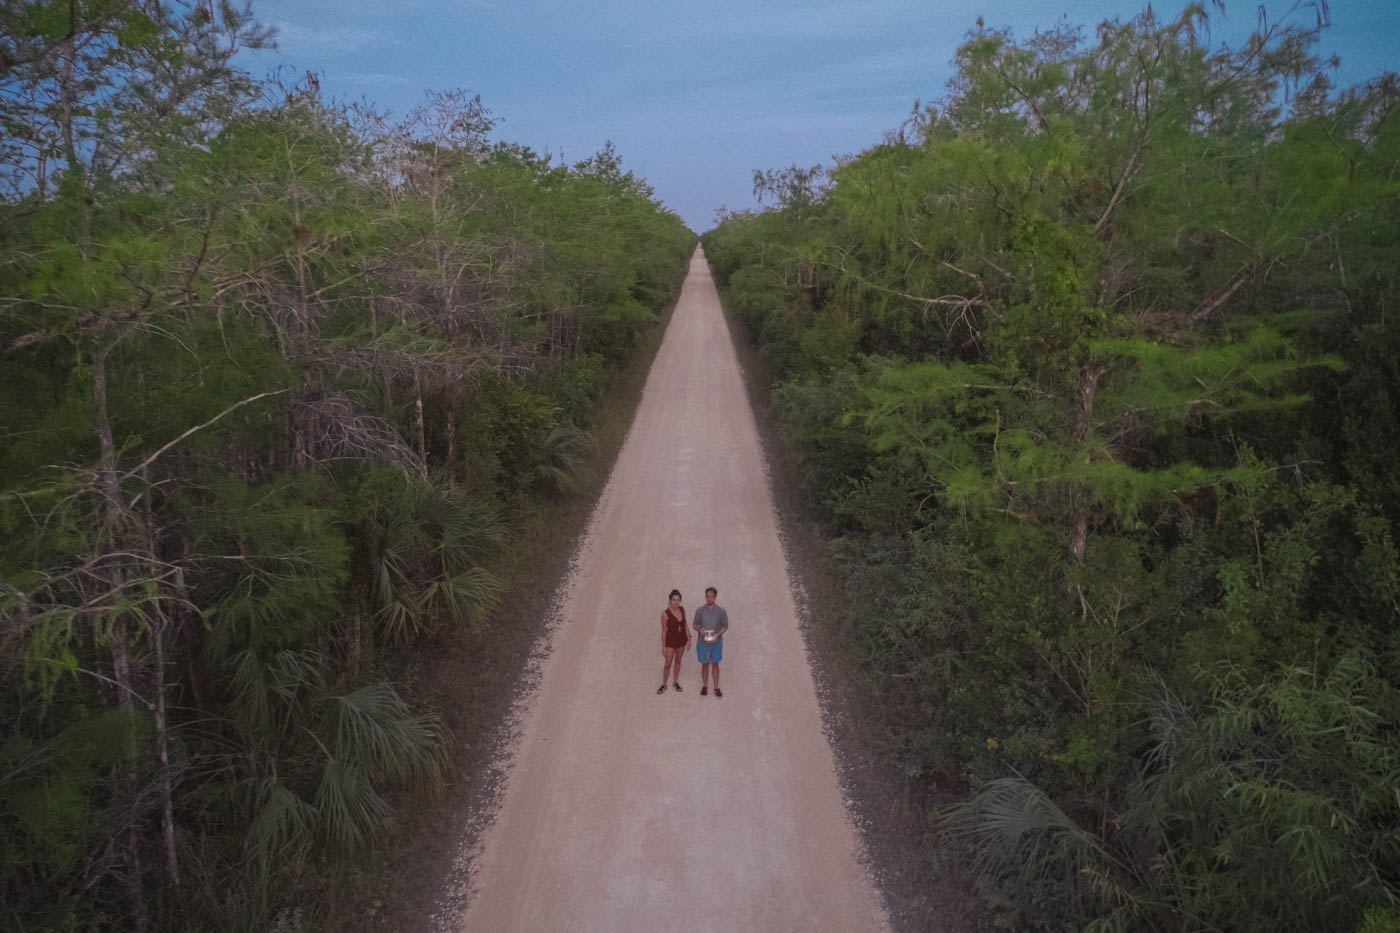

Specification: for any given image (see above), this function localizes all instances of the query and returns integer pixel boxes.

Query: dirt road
[452,247,890,932]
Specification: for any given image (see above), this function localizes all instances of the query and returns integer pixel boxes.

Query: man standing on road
[693,586,728,697]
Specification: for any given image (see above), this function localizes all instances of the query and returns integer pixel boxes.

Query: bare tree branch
[1094,140,1144,234]
[121,389,291,489]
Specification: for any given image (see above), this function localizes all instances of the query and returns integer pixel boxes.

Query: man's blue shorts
[696,637,723,664]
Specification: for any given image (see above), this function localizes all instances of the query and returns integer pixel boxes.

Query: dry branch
[290,389,426,477]
[1094,141,1143,234]
[121,389,291,487]
[839,264,986,309]
[1187,264,1253,323]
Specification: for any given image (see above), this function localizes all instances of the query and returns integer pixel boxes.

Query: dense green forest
[0,3,692,930]
[705,5,1399,931]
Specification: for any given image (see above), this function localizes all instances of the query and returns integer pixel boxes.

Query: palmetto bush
[944,657,1400,932]
[359,476,506,642]
[530,422,597,498]
[219,650,447,892]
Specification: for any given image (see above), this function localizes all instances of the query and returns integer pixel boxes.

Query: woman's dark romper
[663,608,689,649]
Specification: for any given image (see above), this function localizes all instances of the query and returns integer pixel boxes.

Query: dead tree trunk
[92,339,150,932]
[1067,361,1104,564]
[140,468,180,889]
[413,367,427,467]
[443,380,460,487]
[153,610,179,886]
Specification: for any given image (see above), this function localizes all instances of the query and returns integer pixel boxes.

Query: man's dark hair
[705,586,717,596]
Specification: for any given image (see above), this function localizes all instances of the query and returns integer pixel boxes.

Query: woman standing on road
[658,589,688,694]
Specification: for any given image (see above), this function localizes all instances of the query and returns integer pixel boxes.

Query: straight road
[454,247,890,932]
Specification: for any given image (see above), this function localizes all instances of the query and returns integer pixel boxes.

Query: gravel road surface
[453,247,890,932]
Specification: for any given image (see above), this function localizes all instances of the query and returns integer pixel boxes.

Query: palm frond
[374,593,425,643]
[312,758,390,850]
[243,777,315,881]
[324,683,446,790]
[530,422,596,497]
[219,648,325,733]
[942,774,1134,903]
[422,567,502,628]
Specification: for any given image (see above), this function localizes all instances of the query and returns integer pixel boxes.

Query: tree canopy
[0,3,693,929]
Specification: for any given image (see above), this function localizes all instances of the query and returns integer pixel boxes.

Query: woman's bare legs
[661,646,680,689]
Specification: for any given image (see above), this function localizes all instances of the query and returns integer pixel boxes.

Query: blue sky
[245,1,1400,231]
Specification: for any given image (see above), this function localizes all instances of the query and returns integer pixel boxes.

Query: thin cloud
[339,72,419,87]
[270,22,396,54]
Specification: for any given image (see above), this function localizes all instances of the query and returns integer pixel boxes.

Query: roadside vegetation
[0,3,693,930]
[704,6,1399,931]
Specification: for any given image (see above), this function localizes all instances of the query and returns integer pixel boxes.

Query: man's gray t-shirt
[694,604,728,641]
